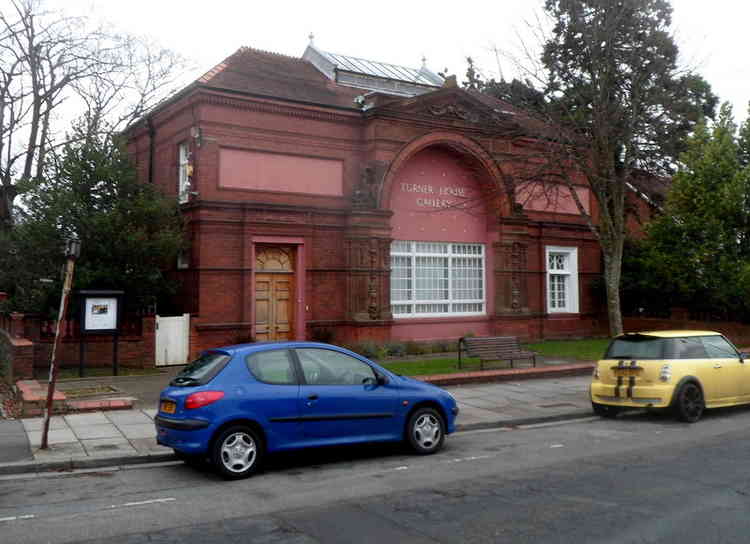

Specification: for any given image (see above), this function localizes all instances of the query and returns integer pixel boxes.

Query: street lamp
[40,236,81,450]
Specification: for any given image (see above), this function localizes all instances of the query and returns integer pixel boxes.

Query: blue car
[155,341,459,479]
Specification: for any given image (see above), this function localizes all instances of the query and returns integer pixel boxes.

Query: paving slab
[105,410,153,425]
[70,423,123,440]
[129,437,171,455]
[32,442,86,460]
[116,423,157,440]
[64,412,110,426]
[27,428,77,447]
[21,416,68,431]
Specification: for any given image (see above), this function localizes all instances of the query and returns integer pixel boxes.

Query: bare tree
[0,0,187,230]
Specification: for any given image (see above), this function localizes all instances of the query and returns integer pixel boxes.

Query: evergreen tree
[630,104,750,319]
[0,121,184,314]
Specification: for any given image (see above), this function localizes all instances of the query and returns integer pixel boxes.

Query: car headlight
[659,363,672,382]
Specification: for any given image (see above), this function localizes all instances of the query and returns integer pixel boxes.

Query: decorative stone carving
[352,162,387,209]
[427,103,480,124]
[345,236,391,321]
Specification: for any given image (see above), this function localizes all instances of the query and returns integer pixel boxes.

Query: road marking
[0,514,35,523]
[550,444,565,448]
[109,498,176,509]
[393,466,409,471]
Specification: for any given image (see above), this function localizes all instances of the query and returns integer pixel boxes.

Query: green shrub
[385,342,406,357]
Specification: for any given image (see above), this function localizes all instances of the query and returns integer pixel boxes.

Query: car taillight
[592,365,599,380]
[185,391,225,409]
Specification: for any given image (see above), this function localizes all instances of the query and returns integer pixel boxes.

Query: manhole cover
[538,403,578,409]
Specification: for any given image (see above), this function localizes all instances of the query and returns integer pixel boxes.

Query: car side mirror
[376,374,389,386]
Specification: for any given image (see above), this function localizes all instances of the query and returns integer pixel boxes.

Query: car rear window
[605,335,736,360]
[170,351,231,386]
[606,335,667,359]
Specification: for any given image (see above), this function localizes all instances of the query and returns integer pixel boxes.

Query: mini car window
[700,336,739,359]
[296,348,376,386]
[246,349,296,385]
[170,351,230,386]
[605,336,666,359]
[666,337,709,359]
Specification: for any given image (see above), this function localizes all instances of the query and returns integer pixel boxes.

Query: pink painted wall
[390,318,493,343]
[389,147,496,340]
[219,148,344,196]
[390,148,488,243]
[517,182,590,214]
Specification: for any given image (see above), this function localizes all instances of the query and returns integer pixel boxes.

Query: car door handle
[714,363,722,369]
[307,394,319,400]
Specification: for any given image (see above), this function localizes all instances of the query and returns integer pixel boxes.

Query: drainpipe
[147,116,156,185]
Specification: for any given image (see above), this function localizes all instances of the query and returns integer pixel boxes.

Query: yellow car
[590,330,749,423]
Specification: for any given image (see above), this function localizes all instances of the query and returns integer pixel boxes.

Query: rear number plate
[160,400,176,414]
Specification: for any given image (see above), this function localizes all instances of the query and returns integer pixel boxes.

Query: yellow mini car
[590,330,750,423]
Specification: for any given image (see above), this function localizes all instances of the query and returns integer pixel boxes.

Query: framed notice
[83,296,119,333]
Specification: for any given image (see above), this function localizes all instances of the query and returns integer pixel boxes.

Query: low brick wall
[0,329,34,384]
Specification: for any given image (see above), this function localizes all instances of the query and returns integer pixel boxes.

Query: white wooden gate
[155,313,190,366]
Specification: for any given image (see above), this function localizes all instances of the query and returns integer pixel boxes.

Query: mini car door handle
[714,363,722,369]
[307,394,319,400]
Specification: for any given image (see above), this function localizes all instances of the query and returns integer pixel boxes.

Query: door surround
[251,236,305,341]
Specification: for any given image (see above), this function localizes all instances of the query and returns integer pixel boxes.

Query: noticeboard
[78,290,123,334]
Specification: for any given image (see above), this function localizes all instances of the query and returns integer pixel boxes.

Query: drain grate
[538,402,578,409]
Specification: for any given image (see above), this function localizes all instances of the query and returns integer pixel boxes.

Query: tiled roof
[197,47,365,108]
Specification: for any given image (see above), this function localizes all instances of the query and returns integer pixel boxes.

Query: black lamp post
[40,237,81,450]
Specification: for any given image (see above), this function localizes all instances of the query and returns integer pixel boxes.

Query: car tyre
[212,425,264,480]
[674,382,704,423]
[592,402,621,418]
[406,407,445,455]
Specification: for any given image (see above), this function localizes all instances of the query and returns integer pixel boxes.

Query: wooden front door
[254,246,295,341]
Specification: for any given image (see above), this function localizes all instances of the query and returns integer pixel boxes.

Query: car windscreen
[605,335,666,359]
[170,351,231,386]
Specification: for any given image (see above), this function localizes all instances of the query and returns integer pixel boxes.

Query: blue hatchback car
[155,342,459,479]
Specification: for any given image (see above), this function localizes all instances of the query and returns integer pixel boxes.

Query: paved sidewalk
[0,374,593,476]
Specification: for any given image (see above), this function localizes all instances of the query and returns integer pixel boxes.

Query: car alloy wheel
[212,425,263,479]
[407,407,445,454]
[675,382,704,423]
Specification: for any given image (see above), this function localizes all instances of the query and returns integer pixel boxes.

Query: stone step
[66,397,137,413]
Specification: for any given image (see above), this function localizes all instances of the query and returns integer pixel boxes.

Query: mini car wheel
[674,382,704,423]
[212,425,263,479]
[406,407,445,454]
[592,402,621,418]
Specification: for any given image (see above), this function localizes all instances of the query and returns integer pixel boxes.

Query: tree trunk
[0,184,15,231]
[602,241,624,337]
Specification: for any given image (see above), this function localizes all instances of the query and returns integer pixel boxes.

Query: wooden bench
[458,336,537,370]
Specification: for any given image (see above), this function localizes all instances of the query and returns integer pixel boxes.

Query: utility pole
[40,238,80,450]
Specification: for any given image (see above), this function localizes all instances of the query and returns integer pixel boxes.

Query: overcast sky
[63,0,748,121]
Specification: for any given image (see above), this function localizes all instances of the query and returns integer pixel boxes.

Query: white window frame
[178,142,190,204]
[390,240,485,318]
[545,246,579,314]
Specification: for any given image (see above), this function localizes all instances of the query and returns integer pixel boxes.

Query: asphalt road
[4,406,750,543]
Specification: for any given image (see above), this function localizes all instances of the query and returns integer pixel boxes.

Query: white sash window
[546,246,579,314]
[391,241,485,317]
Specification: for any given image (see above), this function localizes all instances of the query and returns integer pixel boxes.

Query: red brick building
[127,41,608,357]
